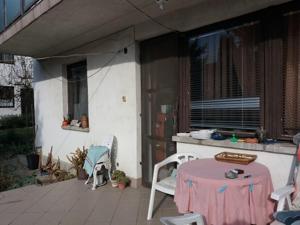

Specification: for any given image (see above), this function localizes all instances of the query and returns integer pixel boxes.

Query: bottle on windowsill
[230,134,238,143]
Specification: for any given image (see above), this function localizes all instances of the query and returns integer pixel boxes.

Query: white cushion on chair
[155,176,176,195]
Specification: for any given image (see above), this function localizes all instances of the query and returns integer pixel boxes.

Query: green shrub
[0,115,33,129]
[0,127,34,156]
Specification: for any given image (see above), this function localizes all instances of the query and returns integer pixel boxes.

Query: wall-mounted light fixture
[155,0,169,10]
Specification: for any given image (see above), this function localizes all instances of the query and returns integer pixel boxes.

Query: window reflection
[5,0,21,26]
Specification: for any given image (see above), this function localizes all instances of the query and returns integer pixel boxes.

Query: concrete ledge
[172,136,296,155]
[61,126,89,133]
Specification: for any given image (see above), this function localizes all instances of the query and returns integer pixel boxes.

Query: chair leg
[92,169,98,190]
[108,167,112,181]
[147,186,156,220]
[85,176,91,185]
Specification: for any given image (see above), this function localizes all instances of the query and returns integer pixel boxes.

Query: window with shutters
[187,4,300,139]
[190,22,261,131]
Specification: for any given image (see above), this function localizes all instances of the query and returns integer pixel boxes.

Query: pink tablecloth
[174,159,274,225]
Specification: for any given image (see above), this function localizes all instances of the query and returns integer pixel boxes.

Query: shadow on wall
[34,89,42,148]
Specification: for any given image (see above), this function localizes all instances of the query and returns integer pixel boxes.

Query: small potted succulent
[111,170,125,188]
[118,176,130,190]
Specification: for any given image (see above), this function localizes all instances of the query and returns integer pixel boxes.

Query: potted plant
[26,150,40,170]
[118,176,130,190]
[62,114,70,127]
[111,170,125,188]
[66,146,88,180]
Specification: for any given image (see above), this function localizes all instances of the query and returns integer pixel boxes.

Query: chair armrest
[152,157,177,184]
[271,185,295,201]
[154,157,177,169]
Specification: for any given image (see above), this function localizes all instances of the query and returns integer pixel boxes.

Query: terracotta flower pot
[62,120,69,127]
[81,115,89,128]
[118,182,126,190]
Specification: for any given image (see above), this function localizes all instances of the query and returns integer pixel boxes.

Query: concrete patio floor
[0,179,179,225]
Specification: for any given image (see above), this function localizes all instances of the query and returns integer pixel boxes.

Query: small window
[67,61,88,122]
[0,86,14,108]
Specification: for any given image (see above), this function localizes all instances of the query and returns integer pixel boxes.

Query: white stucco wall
[33,28,142,179]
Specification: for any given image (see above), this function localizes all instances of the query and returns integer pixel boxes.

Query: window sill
[62,125,89,133]
[172,136,296,155]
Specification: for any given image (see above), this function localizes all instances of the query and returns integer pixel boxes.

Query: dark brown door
[140,34,179,187]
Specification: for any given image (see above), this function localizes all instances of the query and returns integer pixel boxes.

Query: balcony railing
[0,0,38,33]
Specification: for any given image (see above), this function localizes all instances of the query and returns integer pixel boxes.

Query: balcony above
[0,0,291,58]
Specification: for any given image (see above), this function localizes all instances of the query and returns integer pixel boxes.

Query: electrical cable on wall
[35,42,134,83]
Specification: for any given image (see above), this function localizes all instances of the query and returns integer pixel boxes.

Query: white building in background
[0,54,33,117]
[0,0,299,188]
[0,54,21,117]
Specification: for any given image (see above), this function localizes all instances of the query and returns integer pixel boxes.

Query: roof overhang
[0,0,292,58]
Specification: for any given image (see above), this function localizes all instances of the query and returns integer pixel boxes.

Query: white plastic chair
[271,185,296,212]
[85,135,114,190]
[160,213,205,225]
[271,133,300,225]
[147,153,198,220]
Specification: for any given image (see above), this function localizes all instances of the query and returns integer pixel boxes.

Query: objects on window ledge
[61,114,89,129]
[183,129,278,145]
[80,114,89,129]
[230,134,238,143]
[61,115,70,127]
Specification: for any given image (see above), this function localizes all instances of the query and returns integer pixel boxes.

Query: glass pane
[67,61,88,121]
[0,0,4,32]
[189,22,261,130]
[24,0,36,11]
[5,0,21,26]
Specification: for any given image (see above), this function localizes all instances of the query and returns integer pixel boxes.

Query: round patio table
[174,158,274,225]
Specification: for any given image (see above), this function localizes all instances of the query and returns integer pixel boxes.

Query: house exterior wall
[33,28,142,180]
[32,0,295,184]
